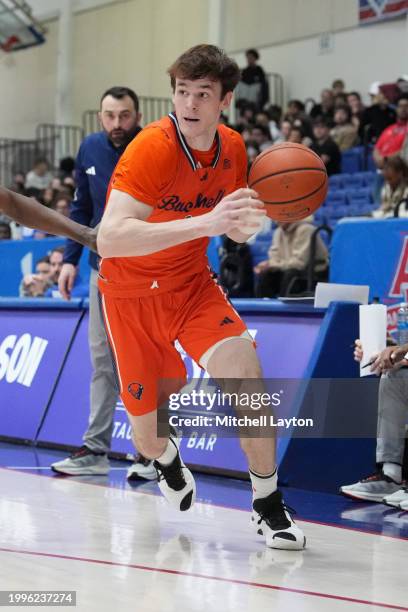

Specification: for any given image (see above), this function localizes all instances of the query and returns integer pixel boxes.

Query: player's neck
[183,128,217,152]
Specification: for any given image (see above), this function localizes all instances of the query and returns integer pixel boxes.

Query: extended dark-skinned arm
[0,186,97,252]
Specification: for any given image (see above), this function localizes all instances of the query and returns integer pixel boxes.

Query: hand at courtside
[353,339,363,362]
[370,345,408,374]
[58,263,77,301]
[202,188,265,237]
[254,260,271,274]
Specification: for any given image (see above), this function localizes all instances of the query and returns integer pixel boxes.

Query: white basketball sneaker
[383,487,408,508]
[154,436,196,512]
[251,490,306,550]
[127,454,157,481]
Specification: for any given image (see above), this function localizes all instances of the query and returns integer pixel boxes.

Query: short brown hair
[168,44,241,98]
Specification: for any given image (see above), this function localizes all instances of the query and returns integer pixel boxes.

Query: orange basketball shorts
[100,270,248,416]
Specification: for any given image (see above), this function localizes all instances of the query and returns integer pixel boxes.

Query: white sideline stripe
[101,294,124,393]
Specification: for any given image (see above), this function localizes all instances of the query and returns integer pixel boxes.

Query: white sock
[156,438,178,466]
[249,467,278,501]
[383,462,402,483]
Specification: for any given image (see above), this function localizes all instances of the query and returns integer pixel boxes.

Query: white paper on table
[314,283,369,308]
[359,304,387,377]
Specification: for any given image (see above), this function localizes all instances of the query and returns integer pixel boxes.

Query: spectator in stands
[236,48,269,113]
[373,95,408,169]
[372,157,408,218]
[48,246,64,284]
[347,91,365,131]
[236,101,257,128]
[310,89,335,125]
[276,119,292,143]
[32,195,72,239]
[332,79,345,96]
[59,156,75,181]
[246,143,260,165]
[251,124,273,152]
[285,99,306,123]
[51,86,153,481]
[253,219,329,298]
[43,187,56,208]
[287,124,313,147]
[255,111,272,130]
[10,172,26,195]
[310,118,341,175]
[265,104,283,142]
[360,82,397,144]
[334,93,348,108]
[0,221,11,240]
[44,246,88,298]
[288,126,303,144]
[25,158,53,192]
[20,256,52,297]
[397,75,408,95]
[330,105,358,151]
[340,339,407,504]
[54,195,70,218]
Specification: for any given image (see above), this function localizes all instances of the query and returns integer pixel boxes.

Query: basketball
[248,142,328,223]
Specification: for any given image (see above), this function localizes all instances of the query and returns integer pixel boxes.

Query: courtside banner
[37,310,94,446]
[0,308,82,439]
[38,309,323,471]
[330,218,408,304]
[359,0,408,24]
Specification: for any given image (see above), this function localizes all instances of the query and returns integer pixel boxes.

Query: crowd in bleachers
[2,51,408,299]
[218,51,408,297]
[0,156,76,241]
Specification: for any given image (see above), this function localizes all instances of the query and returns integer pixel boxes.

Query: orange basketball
[248,142,328,222]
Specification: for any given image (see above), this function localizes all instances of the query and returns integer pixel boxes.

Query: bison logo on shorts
[128,382,144,400]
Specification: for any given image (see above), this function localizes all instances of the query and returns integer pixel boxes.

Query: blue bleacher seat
[342,175,365,189]
[328,174,343,189]
[314,208,326,224]
[358,171,376,186]
[249,231,273,265]
[325,190,347,205]
[329,204,348,219]
[345,188,373,204]
[348,198,372,213]
[341,147,363,174]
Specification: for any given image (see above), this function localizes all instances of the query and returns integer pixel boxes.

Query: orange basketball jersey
[98,113,247,297]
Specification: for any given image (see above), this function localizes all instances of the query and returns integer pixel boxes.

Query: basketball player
[0,186,96,249]
[98,45,305,550]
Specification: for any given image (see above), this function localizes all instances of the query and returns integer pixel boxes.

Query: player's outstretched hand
[202,188,266,237]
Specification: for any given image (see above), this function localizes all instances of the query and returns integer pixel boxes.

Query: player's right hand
[202,188,266,237]
[58,263,77,301]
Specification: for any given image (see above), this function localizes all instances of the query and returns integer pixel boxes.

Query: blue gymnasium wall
[0,238,91,296]
[0,238,221,297]
[0,298,377,493]
[330,218,408,304]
